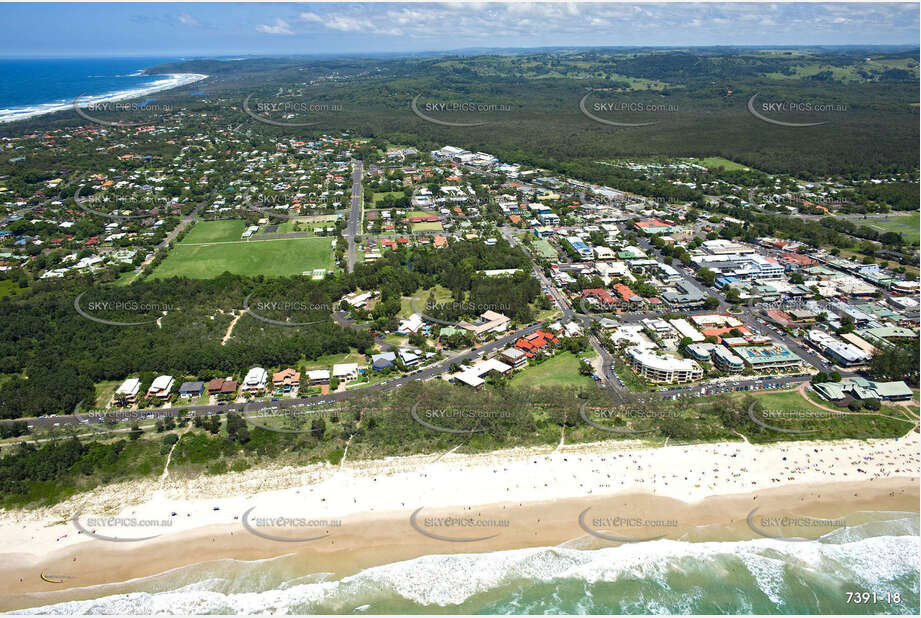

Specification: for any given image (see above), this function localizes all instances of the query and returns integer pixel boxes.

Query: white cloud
[177,12,198,27]
[274,3,919,45]
[256,18,293,35]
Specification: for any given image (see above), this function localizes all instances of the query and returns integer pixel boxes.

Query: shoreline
[0,72,208,124]
[0,478,917,612]
[0,432,918,609]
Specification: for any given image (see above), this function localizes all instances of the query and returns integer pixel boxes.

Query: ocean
[13,512,920,615]
[0,57,205,124]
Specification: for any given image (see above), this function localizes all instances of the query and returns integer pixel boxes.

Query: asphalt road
[345,159,363,273]
[27,322,547,431]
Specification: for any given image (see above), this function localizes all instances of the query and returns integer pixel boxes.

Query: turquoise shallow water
[15,513,920,615]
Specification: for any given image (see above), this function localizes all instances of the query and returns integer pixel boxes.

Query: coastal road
[345,159,363,273]
[24,322,548,431]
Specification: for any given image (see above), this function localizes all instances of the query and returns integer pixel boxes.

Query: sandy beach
[0,431,918,609]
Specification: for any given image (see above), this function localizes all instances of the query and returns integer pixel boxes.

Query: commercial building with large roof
[626,347,703,383]
[734,344,802,370]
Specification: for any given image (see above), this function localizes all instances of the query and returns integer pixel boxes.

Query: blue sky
[2,2,918,57]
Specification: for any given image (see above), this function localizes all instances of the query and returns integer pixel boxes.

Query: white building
[242,367,268,392]
[455,358,513,388]
[115,377,141,405]
[306,369,331,385]
[146,375,174,399]
[399,313,424,334]
[669,318,706,343]
[333,363,359,382]
[626,347,703,383]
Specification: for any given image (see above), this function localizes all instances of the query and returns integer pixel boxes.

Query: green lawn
[180,220,247,244]
[746,389,833,414]
[371,191,405,205]
[864,213,920,245]
[151,237,336,279]
[411,221,443,233]
[697,157,751,172]
[510,351,595,389]
[531,239,558,259]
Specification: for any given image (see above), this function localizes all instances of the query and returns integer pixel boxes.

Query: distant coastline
[0,71,207,125]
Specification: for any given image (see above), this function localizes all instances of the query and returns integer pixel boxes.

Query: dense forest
[0,238,538,419]
[3,47,917,181]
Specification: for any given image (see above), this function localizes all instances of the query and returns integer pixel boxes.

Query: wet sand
[1,477,916,612]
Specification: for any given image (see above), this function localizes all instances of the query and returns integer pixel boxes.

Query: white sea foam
[14,530,919,614]
[0,73,207,124]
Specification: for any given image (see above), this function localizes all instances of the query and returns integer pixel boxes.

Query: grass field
[371,191,404,205]
[745,389,833,414]
[180,220,246,244]
[152,236,336,279]
[510,351,594,389]
[697,157,751,172]
[864,213,920,245]
[531,239,558,259]
[411,222,443,233]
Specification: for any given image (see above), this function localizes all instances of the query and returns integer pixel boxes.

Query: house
[178,381,204,399]
[582,288,615,306]
[399,313,424,334]
[242,367,268,393]
[371,351,397,370]
[272,368,301,392]
[114,377,141,406]
[398,348,423,366]
[458,310,510,338]
[500,347,528,369]
[514,330,559,358]
[612,283,643,305]
[207,377,238,396]
[342,290,376,309]
[455,358,513,389]
[207,378,230,395]
[305,369,330,385]
[146,375,174,399]
[333,363,359,382]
